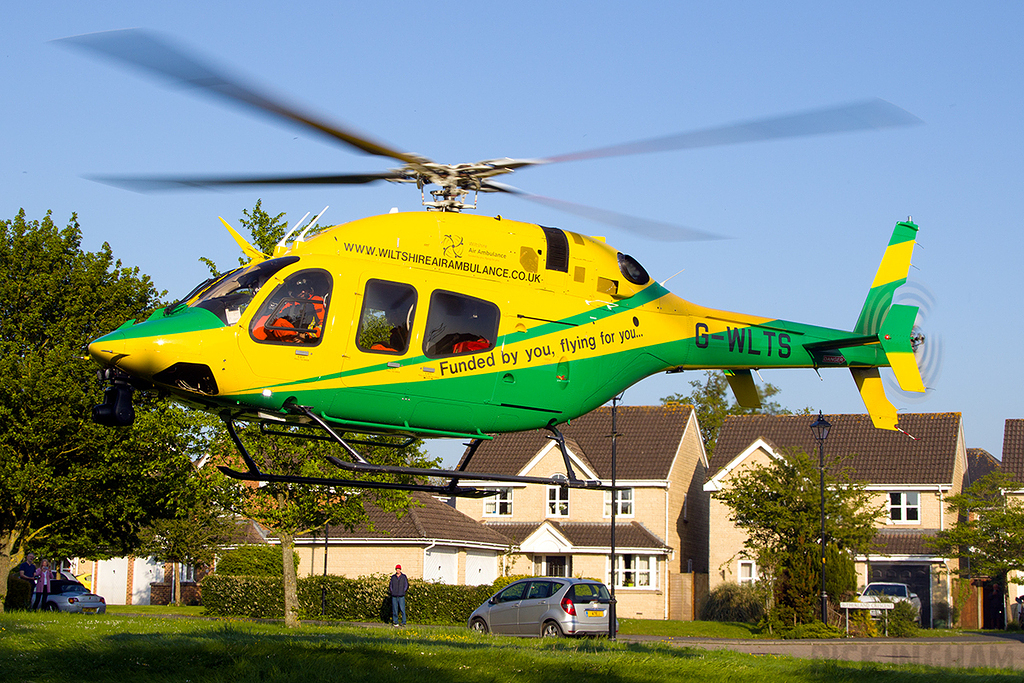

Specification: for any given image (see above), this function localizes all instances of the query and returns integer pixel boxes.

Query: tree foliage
[0,210,209,611]
[713,447,882,627]
[929,471,1024,627]
[662,370,805,458]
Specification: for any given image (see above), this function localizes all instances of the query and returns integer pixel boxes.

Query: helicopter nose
[88,331,127,366]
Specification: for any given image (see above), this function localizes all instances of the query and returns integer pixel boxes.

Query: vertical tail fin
[850,219,924,429]
[853,219,918,335]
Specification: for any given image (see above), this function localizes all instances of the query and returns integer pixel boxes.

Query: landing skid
[216,407,614,497]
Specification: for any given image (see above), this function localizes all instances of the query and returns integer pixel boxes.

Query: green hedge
[201,573,497,624]
[217,545,299,576]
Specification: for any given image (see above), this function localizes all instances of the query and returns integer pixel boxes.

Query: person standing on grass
[389,564,409,626]
[17,553,37,609]
[32,558,54,610]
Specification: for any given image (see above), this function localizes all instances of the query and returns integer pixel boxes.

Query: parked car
[856,582,921,621]
[41,571,106,614]
[468,577,617,637]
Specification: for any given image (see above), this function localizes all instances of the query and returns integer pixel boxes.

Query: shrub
[780,621,845,639]
[5,571,32,611]
[200,574,284,618]
[701,582,764,623]
[203,572,495,624]
[888,600,920,638]
[490,574,532,593]
[217,545,298,576]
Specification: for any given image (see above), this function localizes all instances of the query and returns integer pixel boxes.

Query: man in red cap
[389,564,409,626]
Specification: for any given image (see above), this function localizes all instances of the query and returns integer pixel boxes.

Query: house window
[603,488,634,517]
[738,560,757,585]
[547,485,569,517]
[484,488,513,516]
[538,555,572,577]
[611,554,658,588]
[889,491,920,523]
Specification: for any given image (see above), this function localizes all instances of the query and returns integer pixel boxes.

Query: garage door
[869,563,931,626]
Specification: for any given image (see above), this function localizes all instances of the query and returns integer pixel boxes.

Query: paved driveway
[622,633,1024,670]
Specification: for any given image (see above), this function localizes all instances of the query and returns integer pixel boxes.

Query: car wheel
[541,621,563,638]
[45,602,60,612]
[470,618,489,634]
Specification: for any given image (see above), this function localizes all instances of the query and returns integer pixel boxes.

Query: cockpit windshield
[191,256,300,325]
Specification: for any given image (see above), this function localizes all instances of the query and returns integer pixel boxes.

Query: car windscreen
[570,583,611,603]
[865,584,905,597]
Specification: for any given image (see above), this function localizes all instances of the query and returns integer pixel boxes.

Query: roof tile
[709,413,962,485]
[457,405,695,480]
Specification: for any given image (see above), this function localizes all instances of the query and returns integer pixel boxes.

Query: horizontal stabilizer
[724,369,761,409]
[851,367,898,430]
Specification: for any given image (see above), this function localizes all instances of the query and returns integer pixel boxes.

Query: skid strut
[216,407,614,495]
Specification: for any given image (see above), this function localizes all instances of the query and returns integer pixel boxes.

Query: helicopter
[68,30,928,496]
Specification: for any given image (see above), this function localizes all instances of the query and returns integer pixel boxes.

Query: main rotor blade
[541,99,922,164]
[485,181,725,242]
[56,29,426,165]
[89,171,405,192]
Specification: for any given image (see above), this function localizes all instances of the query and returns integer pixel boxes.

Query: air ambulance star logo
[441,234,464,258]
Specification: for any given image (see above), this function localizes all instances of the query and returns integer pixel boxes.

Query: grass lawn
[1,611,1018,683]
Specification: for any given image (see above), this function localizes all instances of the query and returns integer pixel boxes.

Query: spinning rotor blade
[485,181,724,242]
[538,99,922,165]
[56,29,426,165]
[89,171,406,192]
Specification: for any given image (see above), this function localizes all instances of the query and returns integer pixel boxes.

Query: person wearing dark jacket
[389,564,409,626]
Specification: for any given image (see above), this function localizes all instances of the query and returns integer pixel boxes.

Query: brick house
[703,412,968,627]
[451,404,710,620]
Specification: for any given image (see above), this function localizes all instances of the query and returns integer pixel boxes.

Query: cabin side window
[356,280,417,355]
[249,269,332,345]
[422,290,500,358]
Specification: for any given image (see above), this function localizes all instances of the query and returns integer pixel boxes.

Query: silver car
[856,582,921,621]
[468,577,617,637]
[42,572,107,614]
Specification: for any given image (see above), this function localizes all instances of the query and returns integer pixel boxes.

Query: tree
[661,370,803,458]
[199,199,288,275]
[929,472,1024,628]
[137,468,236,605]
[713,447,883,627]
[0,210,208,611]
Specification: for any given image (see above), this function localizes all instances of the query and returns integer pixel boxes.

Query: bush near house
[201,573,494,624]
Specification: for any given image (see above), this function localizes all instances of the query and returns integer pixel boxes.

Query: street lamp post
[810,411,832,624]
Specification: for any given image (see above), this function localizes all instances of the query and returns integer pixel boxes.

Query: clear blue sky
[4,2,1021,466]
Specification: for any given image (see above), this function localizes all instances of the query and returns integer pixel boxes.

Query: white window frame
[603,488,634,517]
[889,491,920,524]
[738,560,757,585]
[546,485,569,517]
[484,487,513,516]
[609,554,658,589]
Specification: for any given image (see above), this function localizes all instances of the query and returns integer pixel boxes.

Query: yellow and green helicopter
[70,30,928,495]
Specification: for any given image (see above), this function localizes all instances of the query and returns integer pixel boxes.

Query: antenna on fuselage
[277,212,310,252]
[298,206,329,242]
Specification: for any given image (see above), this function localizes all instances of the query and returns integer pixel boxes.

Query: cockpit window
[423,290,499,358]
[250,269,332,345]
[356,280,417,355]
[192,257,300,325]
